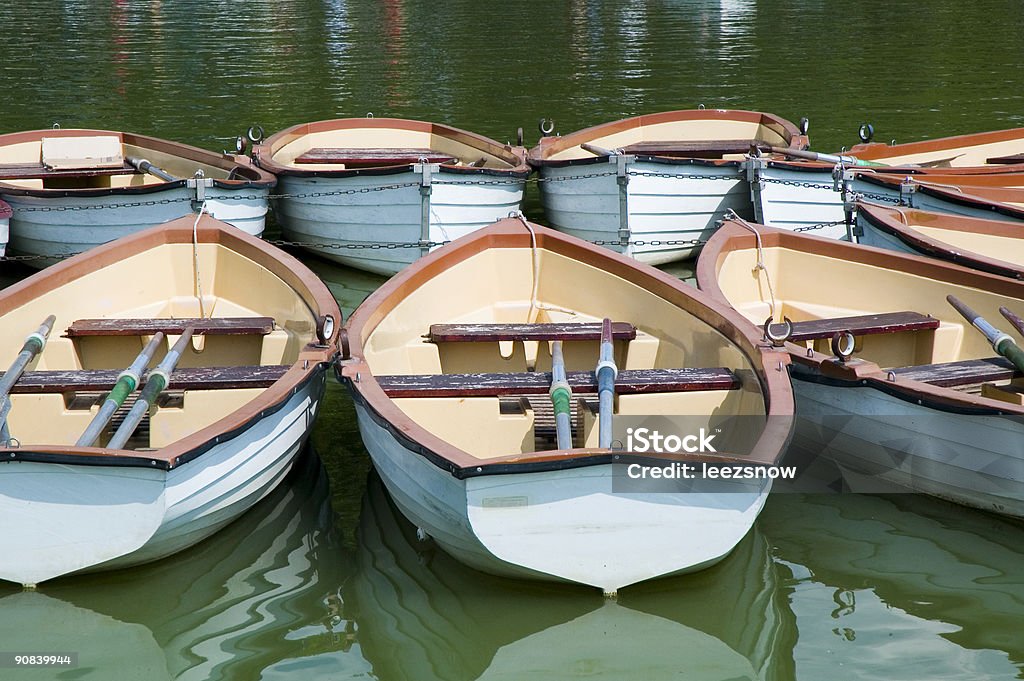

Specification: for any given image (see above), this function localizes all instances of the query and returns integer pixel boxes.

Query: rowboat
[696,217,1024,517]
[0,215,340,587]
[852,172,1024,223]
[0,128,275,267]
[0,199,10,257]
[751,124,1024,234]
[527,109,809,265]
[338,215,795,594]
[857,202,1024,279]
[352,473,787,680]
[252,117,530,276]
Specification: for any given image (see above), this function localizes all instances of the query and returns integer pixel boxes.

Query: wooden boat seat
[770,311,939,343]
[891,357,1020,388]
[619,140,756,158]
[986,153,1024,165]
[293,147,456,167]
[378,367,739,398]
[0,162,137,180]
[64,317,276,337]
[427,322,637,343]
[1,365,290,394]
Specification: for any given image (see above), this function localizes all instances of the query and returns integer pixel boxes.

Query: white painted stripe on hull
[354,403,767,591]
[2,186,269,267]
[275,172,525,276]
[792,376,1024,517]
[538,160,748,265]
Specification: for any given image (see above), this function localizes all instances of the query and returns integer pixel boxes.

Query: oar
[107,327,194,450]
[595,318,617,449]
[1000,306,1024,338]
[0,315,57,442]
[947,295,1024,373]
[767,146,886,167]
[126,156,179,182]
[549,340,573,450]
[581,142,615,157]
[76,332,166,447]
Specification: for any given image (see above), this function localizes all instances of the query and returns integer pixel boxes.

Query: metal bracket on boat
[831,330,856,363]
[899,179,919,205]
[188,171,214,205]
[763,316,793,347]
[414,162,438,256]
[538,118,555,135]
[615,154,631,247]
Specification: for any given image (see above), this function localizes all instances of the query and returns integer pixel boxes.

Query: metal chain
[627,170,741,181]
[792,220,846,233]
[759,176,835,190]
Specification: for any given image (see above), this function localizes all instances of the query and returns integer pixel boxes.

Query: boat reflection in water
[760,491,1024,678]
[351,473,796,681]
[0,447,357,681]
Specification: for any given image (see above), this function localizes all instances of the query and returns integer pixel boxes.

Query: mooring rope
[729,210,778,322]
[192,201,208,319]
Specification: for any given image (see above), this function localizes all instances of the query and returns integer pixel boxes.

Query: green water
[2,1,1024,678]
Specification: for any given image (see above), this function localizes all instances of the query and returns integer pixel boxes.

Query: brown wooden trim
[294,147,455,166]
[891,357,1019,387]
[857,202,1024,279]
[780,311,939,341]
[4,365,290,393]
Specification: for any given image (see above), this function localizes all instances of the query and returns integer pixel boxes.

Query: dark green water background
[2,1,1024,679]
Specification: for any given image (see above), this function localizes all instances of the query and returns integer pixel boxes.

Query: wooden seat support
[378,367,739,398]
[65,317,276,337]
[891,357,1020,388]
[294,147,455,167]
[771,311,939,343]
[1,365,290,394]
[427,322,637,343]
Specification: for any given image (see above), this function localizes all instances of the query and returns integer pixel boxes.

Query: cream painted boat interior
[548,119,792,162]
[270,127,521,170]
[363,246,768,460]
[714,243,1024,385]
[0,135,242,190]
[1,243,317,449]
[857,136,1024,167]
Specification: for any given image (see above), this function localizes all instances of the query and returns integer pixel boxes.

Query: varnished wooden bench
[0,162,137,180]
[427,322,637,343]
[891,357,1020,388]
[1,365,290,394]
[620,140,756,158]
[64,317,276,338]
[378,367,739,398]
[986,153,1024,165]
[294,147,456,167]
[769,311,939,343]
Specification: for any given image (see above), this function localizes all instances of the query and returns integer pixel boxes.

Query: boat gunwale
[253,117,531,178]
[527,108,808,167]
[855,175,1024,222]
[695,218,1024,416]
[857,201,1024,280]
[0,214,341,468]
[0,128,277,196]
[339,217,795,478]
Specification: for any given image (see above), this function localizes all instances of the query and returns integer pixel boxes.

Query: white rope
[729,210,778,322]
[514,212,576,321]
[193,201,208,319]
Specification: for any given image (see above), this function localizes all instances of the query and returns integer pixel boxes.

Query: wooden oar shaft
[581,142,615,157]
[999,306,1024,339]
[0,315,56,443]
[948,296,1024,374]
[768,146,884,167]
